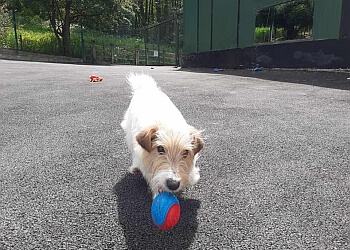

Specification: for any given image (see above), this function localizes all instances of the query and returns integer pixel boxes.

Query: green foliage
[1,23,145,57]
[254,27,285,43]
[254,27,270,43]
[77,29,144,48]
[1,0,183,56]
[134,0,183,28]
[256,0,313,41]
[4,0,21,11]
[0,7,11,46]
[4,25,57,53]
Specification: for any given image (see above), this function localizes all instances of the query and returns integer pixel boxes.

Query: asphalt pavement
[1,59,349,249]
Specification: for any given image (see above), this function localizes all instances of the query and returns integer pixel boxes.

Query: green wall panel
[198,0,212,52]
[313,0,343,39]
[183,0,198,53]
[238,2,256,48]
[212,0,239,51]
[254,0,293,9]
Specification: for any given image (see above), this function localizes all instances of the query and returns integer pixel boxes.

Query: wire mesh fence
[0,10,183,66]
[144,13,183,66]
[83,14,183,66]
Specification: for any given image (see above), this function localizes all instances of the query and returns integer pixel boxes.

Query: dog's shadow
[114,173,200,250]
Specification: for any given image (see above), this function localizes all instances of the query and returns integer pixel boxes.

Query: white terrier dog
[121,74,204,198]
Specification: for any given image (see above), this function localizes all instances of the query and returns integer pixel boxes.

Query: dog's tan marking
[135,126,158,152]
[193,136,204,155]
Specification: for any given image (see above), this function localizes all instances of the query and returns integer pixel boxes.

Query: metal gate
[144,13,183,66]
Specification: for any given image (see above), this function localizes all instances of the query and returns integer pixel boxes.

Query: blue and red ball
[151,192,180,230]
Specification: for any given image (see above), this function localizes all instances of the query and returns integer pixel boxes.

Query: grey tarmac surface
[0,59,349,249]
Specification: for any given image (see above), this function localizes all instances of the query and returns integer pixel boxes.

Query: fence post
[135,47,140,65]
[92,41,96,63]
[80,19,86,62]
[144,29,148,65]
[157,25,160,65]
[110,44,114,64]
[12,9,19,53]
[115,47,118,64]
[19,34,23,51]
[175,13,180,66]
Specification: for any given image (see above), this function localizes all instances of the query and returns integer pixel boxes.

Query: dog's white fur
[121,74,204,198]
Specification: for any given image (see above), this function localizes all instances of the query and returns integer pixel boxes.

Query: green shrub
[20,29,58,54]
[255,27,286,43]
[255,27,270,43]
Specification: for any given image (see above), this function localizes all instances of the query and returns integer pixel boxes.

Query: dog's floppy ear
[135,126,158,152]
[192,135,204,155]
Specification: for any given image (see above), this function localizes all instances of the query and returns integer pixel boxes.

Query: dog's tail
[126,73,158,93]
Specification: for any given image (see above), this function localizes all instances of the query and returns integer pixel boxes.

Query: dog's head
[136,125,204,195]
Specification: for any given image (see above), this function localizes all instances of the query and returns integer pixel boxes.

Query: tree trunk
[145,0,148,24]
[149,0,154,23]
[156,2,161,23]
[48,0,63,55]
[138,0,144,27]
[286,25,297,40]
[164,0,169,39]
[62,0,72,56]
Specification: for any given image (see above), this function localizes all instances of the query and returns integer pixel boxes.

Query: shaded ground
[182,67,350,91]
[0,48,82,64]
[1,59,349,249]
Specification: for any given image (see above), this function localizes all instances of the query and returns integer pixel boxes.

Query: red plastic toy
[90,75,103,82]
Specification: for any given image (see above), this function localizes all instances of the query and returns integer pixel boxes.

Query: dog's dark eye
[183,150,189,158]
[157,146,165,155]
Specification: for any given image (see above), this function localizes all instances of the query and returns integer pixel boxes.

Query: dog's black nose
[166,178,180,191]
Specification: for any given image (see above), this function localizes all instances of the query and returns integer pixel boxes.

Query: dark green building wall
[183,0,198,53]
[313,0,343,40]
[198,0,212,52]
[211,0,239,51]
[184,0,239,53]
[184,0,345,53]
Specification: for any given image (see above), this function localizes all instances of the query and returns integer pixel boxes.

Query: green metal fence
[1,8,183,66]
[143,13,183,66]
